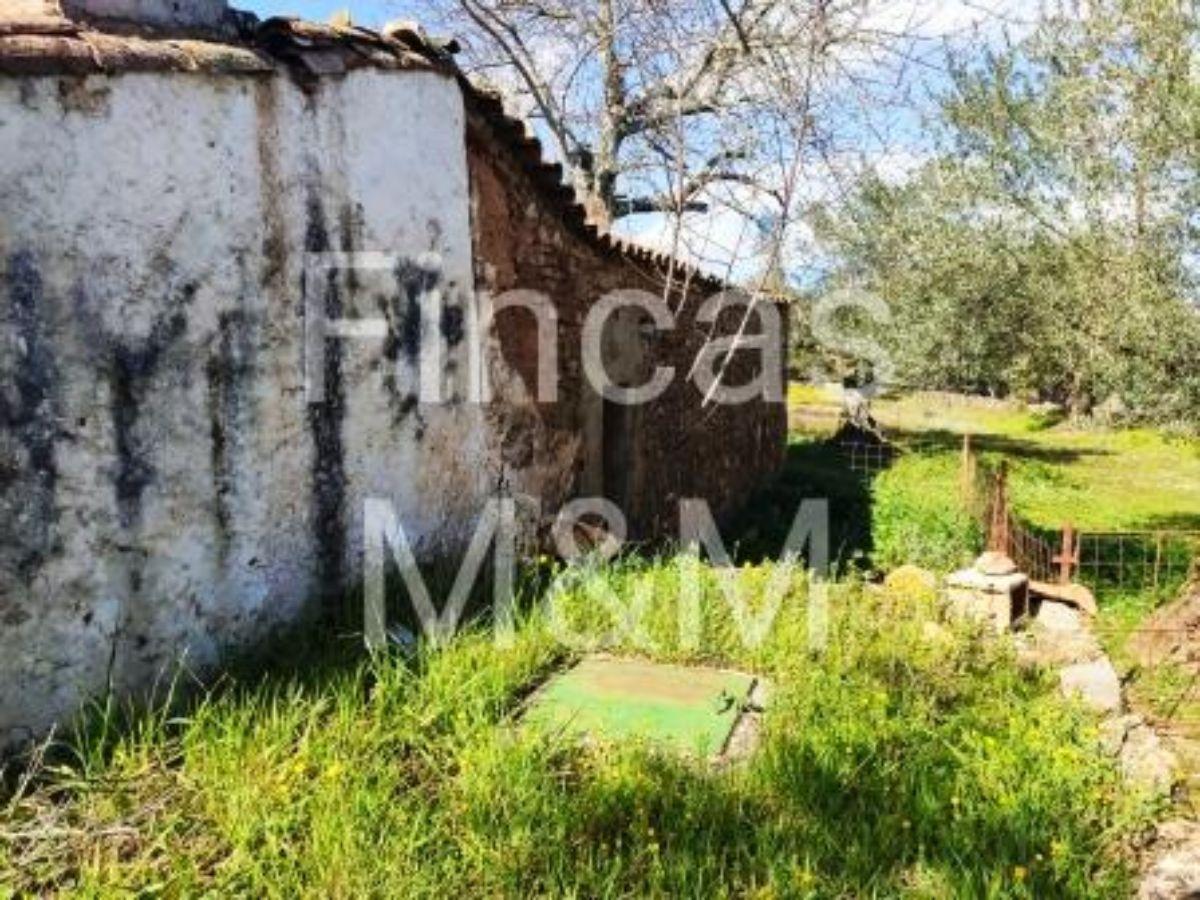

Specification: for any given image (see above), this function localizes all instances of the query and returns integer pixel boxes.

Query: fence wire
[838,440,898,476]
[839,426,1200,729]
[836,436,949,477]
[1075,531,1200,592]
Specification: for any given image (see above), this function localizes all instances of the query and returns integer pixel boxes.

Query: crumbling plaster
[0,66,528,748]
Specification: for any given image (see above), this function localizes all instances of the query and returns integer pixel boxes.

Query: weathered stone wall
[466,113,787,541]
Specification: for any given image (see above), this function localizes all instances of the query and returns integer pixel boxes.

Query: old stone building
[0,0,786,747]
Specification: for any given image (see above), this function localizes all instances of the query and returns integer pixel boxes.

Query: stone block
[1035,599,1083,633]
[945,567,1029,633]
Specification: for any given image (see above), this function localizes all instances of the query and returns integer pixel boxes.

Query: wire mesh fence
[838,440,899,476]
[836,435,951,477]
[1075,531,1200,593]
[962,446,1200,592]
[835,425,1200,730]
[838,424,1200,594]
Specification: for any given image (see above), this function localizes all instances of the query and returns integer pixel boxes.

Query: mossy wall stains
[0,69,489,750]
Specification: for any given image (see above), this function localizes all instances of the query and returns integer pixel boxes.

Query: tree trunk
[592,0,623,227]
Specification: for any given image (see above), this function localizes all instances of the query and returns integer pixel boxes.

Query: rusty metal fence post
[988,460,1011,556]
[1053,524,1078,585]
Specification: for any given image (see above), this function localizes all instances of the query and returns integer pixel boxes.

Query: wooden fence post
[961,433,975,504]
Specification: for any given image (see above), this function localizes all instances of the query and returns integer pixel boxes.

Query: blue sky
[241,0,408,26]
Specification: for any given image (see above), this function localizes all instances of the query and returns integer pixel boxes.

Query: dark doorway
[603,398,634,517]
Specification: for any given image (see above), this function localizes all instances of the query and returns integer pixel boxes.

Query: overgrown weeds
[0,559,1156,897]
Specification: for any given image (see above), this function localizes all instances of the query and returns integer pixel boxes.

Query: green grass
[787,388,1200,585]
[2,386,1189,896]
[791,385,1200,533]
[858,389,1199,662]
[788,384,1200,762]
[787,382,841,410]
[875,392,1051,439]
[871,454,984,573]
[0,560,1156,897]
[1000,429,1200,533]
[877,394,1200,534]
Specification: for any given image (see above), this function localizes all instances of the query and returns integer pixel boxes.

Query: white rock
[1100,715,1178,795]
[1017,623,1103,669]
[1139,821,1200,900]
[1118,734,1176,796]
[1036,600,1083,633]
[974,551,1018,576]
[1122,726,1179,796]
[1139,851,1200,900]
[1060,657,1122,713]
[1100,714,1143,757]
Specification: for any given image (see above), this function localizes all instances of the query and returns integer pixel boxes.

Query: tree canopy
[812,0,1200,423]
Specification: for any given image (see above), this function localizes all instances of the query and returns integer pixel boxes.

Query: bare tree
[444,1,746,222]
[394,3,1006,357]
[422,2,877,226]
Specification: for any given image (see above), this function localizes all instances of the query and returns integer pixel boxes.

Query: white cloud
[866,0,1043,42]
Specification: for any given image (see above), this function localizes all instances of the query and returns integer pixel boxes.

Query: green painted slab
[524,656,755,756]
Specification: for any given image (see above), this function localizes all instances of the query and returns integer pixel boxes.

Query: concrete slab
[524,656,757,757]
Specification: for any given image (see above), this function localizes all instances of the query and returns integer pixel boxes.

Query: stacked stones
[946,550,1177,791]
[943,552,1195,897]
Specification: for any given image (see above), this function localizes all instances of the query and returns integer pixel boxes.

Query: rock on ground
[1017,620,1104,669]
[1061,657,1123,713]
[1101,714,1179,796]
[1036,599,1085,633]
[1030,580,1099,616]
[1139,820,1200,900]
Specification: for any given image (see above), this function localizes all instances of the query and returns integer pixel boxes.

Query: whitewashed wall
[0,67,530,748]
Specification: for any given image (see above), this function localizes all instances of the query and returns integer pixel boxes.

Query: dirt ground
[1126,585,1200,796]
[1130,587,1200,671]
